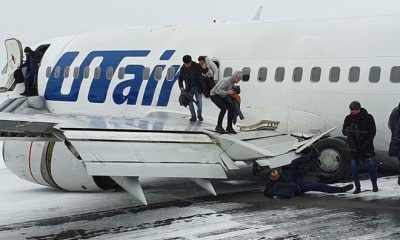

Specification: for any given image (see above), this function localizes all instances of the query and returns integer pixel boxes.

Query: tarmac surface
[0,167,399,240]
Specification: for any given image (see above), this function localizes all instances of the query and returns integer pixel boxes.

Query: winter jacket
[264,182,301,199]
[263,166,302,199]
[21,53,39,74]
[264,154,315,199]
[389,106,400,157]
[388,107,400,131]
[199,75,215,98]
[210,71,240,97]
[203,56,219,81]
[342,108,376,159]
[226,94,244,125]
[178,61,204,91]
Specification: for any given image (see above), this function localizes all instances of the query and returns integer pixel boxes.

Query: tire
[314,137,351,183]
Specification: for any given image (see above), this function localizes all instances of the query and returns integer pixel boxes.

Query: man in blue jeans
[178,55,207,122]
[342,101,378,194]
[264,152,354,199]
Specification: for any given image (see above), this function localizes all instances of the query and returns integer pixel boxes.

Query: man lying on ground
[264,150,354,199]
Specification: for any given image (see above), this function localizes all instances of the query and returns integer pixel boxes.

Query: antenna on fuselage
[252,6,263,20]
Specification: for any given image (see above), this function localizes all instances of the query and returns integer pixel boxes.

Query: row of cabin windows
[47,65,400,83]
[224,66,400,83]
[46,66,177,81]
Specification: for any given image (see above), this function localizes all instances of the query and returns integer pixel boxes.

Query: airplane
[1,9,399,205]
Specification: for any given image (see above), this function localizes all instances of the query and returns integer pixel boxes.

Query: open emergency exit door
[0,38,23,91]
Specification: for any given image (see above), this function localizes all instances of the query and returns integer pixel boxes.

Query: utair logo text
[44,50,179,107]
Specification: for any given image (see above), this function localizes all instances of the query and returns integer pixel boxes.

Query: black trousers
[210,95,233,128]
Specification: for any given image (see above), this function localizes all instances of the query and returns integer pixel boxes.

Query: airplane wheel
[314,137,351,183]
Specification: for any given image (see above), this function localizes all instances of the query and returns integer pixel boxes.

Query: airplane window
[349,66,360,82]
[257,67,267,82]
[54,66,61,78]
[143,67,151,80]
[293,67,303,82]
[118,67,125,79]
[242,67,251,81]
[83,67,90,79]
[166,67,175,81]
[275,67,285,82]
[46,67,52,78]
[329,67,340,82]
[73,67,80,79]
[223,67,233,78]
[106,67,114,80]
[369,66,381,83]
[64,67,70,78]
[310,67,321,82]
[391,66,400,83]
[94,67,101,80]
[155,66,163,81]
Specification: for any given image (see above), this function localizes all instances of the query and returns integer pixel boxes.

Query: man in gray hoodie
[210,71,243,134]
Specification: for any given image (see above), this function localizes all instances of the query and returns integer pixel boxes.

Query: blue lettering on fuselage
[44,50,179,107]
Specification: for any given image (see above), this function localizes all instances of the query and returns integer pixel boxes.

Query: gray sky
[1,0,400,67]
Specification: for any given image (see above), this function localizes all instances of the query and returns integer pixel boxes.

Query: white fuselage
[30,16,400,154]
[2,14,400,192]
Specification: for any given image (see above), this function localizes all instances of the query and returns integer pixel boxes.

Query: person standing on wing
[210,71,242,134]
[178,55,205,122]
[342,101,378,194]
[198,56,219,83]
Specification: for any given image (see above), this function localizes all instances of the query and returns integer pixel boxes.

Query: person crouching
[210,71,242,134]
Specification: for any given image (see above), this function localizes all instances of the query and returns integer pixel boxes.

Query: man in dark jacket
[342,101,378,194]
[20,47,39,96]
[264,152,354,199]
[388,102,400,185]
[178,55,207,122]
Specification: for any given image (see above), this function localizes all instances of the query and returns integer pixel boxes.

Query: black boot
[226,127,237,134]
[353,188,361,194]
[215,125,227,134]
[372,182,379,192]
[341,184,354,192]
[398,176,400,186]
[189,116,197,122]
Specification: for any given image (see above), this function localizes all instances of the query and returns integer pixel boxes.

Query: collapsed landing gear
[314,137,351,183]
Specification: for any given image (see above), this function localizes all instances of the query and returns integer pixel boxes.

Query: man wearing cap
[264,152,354,199]
[342,101,378,194]
[388,102,400,185]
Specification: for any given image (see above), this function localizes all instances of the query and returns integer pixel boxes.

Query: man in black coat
[342,101,378,194]
[178,55,207,122]
[20,47,39,96]
[264,152,353,199]
[388,102,400,185]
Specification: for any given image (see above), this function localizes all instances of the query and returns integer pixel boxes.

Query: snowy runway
[0,167,400,239]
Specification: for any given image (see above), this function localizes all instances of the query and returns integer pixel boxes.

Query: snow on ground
[319,176,400,201]
[0,167,400,239]
[0,167,260,226]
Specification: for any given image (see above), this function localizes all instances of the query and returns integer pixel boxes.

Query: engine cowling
[3,141,117,191]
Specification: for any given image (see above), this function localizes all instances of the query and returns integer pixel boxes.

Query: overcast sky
[1,0,400,67]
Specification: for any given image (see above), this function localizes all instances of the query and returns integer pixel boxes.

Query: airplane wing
[0,96,335,205]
